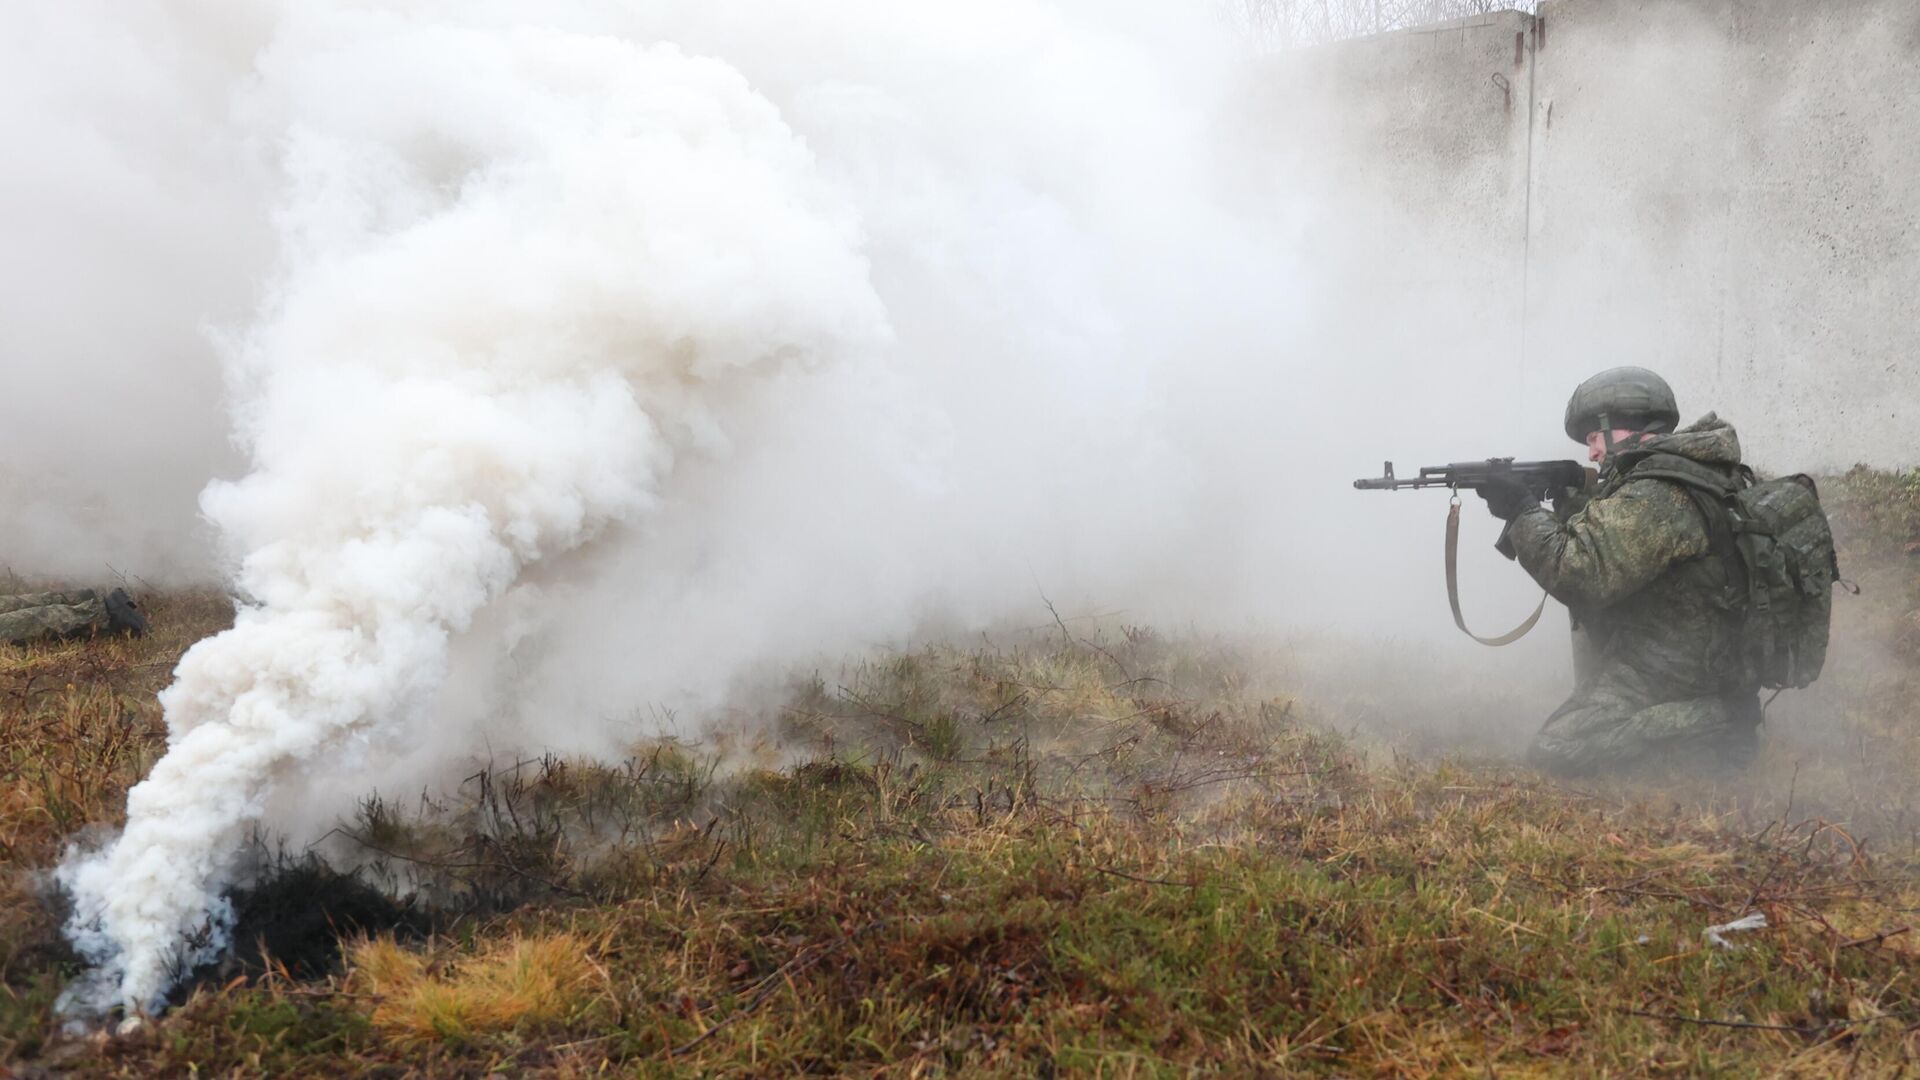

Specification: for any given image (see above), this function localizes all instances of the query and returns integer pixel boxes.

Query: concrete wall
[1260,0,1920,470]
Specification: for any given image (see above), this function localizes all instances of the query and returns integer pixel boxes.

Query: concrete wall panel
[1528,0,1920,468]
[1261,0,1919,470]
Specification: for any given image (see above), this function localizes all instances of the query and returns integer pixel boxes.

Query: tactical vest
[1616,451,1840,690]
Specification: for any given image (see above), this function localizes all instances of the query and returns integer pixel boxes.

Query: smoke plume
[44,0,1345,1015]
[43,0,1907,1016]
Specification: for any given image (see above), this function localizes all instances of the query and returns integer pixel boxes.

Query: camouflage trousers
[1526,660,1762,776]
[0,590,111,645]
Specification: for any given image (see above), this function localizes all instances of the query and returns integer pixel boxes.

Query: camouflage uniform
[0,588,146,646]
[1499,415,1760,775]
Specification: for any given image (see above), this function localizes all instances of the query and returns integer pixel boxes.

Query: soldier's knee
[1525,733,1598,777]
[1672,722,1759,776]
[1526,695,1624,776]
[1530,697,1760,778]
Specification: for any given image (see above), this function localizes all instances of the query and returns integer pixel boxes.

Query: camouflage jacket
[1500,415,1749,696]
[0,589,110,645]
[0,587,147,645]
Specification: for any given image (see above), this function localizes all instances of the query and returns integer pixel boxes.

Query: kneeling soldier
[1479,367,1762,775]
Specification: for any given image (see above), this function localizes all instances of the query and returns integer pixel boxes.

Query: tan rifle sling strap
[1445,497,1548,646]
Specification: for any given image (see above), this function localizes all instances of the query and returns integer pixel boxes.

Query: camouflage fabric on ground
[0,588,149,645]
[1498,415,1760,775]
[0,590,111,645]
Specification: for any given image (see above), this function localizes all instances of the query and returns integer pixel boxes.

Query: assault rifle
[1354,458,1595,647]
[1352,458,1589,499]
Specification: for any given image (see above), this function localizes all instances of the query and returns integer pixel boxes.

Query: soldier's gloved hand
[1476,476,1537,522]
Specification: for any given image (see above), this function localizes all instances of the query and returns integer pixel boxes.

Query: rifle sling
[1445,499,1548,646]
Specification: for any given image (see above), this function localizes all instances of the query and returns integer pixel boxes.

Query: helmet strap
[1599,412,1616,458]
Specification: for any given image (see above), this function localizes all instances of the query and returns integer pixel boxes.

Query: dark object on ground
[0,587,150,645]
[175,859,431,1001]
[103,588,150,637]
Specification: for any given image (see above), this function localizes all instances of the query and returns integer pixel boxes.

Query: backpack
[1625,454,1841,690]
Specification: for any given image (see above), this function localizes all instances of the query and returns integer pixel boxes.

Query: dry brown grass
[347,932,608,1047]
[3,468,1917,1075]
[0,589,233,1062]
[0,589,232,870]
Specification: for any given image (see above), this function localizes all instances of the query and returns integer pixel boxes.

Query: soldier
[0,587,149,646]
[1477,367,1761,775]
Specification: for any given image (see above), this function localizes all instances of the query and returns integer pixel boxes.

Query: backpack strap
[1618,451,1739,496]
[1617,454,1751,599]
[1678,487,1751,600]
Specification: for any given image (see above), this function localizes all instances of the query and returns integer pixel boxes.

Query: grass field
[3,468,1918,1077]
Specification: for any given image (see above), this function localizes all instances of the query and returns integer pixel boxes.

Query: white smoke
[45,0,1352,1016]
[0,5,271,583]
[53,4,904,1013]
[21,0,1920,1016]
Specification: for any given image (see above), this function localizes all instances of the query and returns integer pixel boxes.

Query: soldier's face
[1584,428,1641,463]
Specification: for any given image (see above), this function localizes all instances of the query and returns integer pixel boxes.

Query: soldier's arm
[1498,480,1709,610]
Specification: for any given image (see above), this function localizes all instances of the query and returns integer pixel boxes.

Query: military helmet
[1562,366,1680,442]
